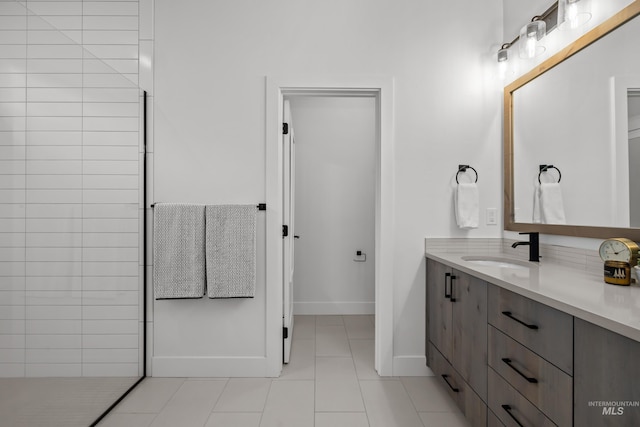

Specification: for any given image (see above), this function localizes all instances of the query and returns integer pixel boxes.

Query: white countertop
[425,250,640,343]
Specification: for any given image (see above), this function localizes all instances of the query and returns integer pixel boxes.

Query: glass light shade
[519,20,546,59]
[497,47,508,63]
[558,0,592,30]
[497,44,511,81]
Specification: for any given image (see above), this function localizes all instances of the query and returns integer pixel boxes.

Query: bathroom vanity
[425,251,640,427]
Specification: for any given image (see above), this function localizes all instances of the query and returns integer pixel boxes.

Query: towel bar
[456,165,478,184]
[151,203,267,210]
[538,165,561,184]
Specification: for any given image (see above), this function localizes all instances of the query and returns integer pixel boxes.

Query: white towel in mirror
[532,183,542,223]
[540,182,566,224]
[455,183,479,229]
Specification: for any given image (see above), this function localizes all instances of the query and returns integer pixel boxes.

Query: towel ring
[538,165,561,184]
[456,165,478,184]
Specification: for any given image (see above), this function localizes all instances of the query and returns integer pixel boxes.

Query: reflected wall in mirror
[630,90,640,226]
[505,0,640,239]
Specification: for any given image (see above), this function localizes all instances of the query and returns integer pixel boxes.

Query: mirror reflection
[512,13,640,228]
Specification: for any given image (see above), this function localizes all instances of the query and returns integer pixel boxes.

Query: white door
[283,99,296,363]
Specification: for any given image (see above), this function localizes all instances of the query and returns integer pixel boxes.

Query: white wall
[153,0,503,376]
[289,96,376,315]
[0,0,143,377]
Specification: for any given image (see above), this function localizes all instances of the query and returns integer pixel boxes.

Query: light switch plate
[486,208,497,225]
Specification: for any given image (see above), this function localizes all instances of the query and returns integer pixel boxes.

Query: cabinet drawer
[429,343,487,427]
[488,368,555,427]
[488,326,572,426]
[488,285,573,374]
[429,342,463,410]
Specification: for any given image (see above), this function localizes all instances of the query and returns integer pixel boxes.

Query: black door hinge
[283,327,289,339]
[282,225,289,238]
[283,123,289,135]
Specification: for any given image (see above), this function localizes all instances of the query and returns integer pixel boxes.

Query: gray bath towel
[206,205,257,298]
[153,203,206,299]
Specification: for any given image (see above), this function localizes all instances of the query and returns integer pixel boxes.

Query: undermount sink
[461,256,534,269]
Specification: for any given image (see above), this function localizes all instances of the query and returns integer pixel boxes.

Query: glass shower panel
[0,1,143,425]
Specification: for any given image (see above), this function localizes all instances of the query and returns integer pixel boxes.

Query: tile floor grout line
[399,377,428,427]
[256,377,273,427]
[349,335,373,427]
[201,377,230,426]
[148,377,186,425]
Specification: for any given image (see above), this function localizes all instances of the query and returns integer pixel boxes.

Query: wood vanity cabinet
[574,318,640,426]
[426,259,487,427]
[426,256,640,427]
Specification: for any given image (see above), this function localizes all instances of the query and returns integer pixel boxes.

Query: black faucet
[511,232,540,262]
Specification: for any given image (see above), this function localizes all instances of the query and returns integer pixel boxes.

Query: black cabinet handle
[449,275,457,302]
[444,273,451,299]
[501,311,538,330]
[502,358,538,383]
[501,404,525,427]
[441,374,459,392]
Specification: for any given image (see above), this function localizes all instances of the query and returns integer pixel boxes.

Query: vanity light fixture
[497,43,510,63]
[519,16,546,59]
[497,43,510,80]
[558,0,592,30]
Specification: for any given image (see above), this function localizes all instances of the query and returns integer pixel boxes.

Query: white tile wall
[26,276,82,291]
[27,16,81,31]
[27,306,82,319]
[0,0,141,377]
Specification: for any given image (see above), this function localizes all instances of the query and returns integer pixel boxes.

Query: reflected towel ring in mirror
[456,165,478,184]
[538,164,562,184]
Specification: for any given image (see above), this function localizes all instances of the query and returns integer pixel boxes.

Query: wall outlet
[486,208,497,225]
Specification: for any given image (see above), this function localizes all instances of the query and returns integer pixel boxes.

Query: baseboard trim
[293,301,374,315]
[393,356,433,376]
[151,356,277,377]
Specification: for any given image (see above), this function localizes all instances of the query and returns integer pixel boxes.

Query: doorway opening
[283,95,377,362]
[265,77,395,376]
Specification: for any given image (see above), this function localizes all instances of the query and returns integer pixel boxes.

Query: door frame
[282,98,294,364]
[265,76,395,376]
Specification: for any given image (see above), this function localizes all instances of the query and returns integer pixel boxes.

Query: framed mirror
[504,0,640,240]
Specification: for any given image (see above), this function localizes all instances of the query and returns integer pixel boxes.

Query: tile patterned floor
[99,315,471,427]
[0,377,138,427]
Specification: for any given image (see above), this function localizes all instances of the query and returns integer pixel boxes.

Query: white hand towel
[455,183,479,229]
[532,183,542,223]
[540,182,566,224]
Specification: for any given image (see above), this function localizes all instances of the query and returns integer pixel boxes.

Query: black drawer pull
[502,358,538,383]
[441,374,459,392]
[501,404,525,427]
[444,273,451,299]
[501,311,539,330]
[449,275,457,302]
